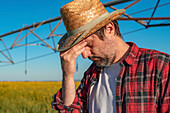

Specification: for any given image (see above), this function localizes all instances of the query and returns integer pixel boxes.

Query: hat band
[57,9,125,51]
[67,12,109,37]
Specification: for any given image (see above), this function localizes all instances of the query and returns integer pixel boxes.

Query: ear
[104,22,116,38]
[104,22,115,34]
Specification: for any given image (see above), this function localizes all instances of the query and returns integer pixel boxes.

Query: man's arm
[60,40,87,106]
[157,54,170,112]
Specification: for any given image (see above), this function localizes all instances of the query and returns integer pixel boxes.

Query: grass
[0,81,80,113]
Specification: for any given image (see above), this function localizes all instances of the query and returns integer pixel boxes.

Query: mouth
[89,58,98,61]
[88,56,102,61]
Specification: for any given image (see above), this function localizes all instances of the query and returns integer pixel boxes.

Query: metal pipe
[0,1,133,38]
[124,0,140,9]
[147,23,170,27]
[0,16,61,38]
[147,0,160,25]
[103,0,133,7]
[118,17,170,20]
[109,6,146,27]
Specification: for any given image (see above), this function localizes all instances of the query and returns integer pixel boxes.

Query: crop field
[0,81,80,113]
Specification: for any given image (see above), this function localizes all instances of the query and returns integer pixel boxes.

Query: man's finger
[67,40,87,55]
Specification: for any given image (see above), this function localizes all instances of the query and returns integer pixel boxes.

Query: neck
[113,37,130,64]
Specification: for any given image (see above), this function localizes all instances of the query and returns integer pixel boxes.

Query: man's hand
[60,40,87,106]
[60,40,87,77]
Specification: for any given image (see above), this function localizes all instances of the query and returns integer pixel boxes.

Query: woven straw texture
[60,0,107,32]
[57,0,125,51]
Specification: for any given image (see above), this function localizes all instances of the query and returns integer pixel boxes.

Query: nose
[81,48,91,59]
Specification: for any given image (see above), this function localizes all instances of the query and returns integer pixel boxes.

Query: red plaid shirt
[52,42,170,113]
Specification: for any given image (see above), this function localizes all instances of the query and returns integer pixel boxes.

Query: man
[52,0,170,112]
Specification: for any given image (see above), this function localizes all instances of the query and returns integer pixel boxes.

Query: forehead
[84,33,97,42]
[83,33,104,46]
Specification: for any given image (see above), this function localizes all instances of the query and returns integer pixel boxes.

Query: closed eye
[87,42,93,47]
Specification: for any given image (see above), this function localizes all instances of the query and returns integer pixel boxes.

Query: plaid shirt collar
[94,42,139,69]
[119,42,139,66]
[92,42,138,83]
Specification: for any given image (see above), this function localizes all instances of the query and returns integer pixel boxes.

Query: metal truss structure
[0,0,169,67]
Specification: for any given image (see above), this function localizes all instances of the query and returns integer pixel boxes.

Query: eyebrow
[87,41,93,47]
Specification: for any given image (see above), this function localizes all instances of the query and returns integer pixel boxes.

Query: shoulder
[139,48,170,63]
[138,48,170,72]
[127,42,169,63]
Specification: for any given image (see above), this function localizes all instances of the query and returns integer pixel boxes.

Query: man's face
[81,32,116,67]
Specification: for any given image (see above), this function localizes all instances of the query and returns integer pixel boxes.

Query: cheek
[90,47,103,57]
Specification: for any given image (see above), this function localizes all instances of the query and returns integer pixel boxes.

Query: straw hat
[57,0,125,52]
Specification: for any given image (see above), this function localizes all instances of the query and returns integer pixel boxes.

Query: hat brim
[57,9,125,52]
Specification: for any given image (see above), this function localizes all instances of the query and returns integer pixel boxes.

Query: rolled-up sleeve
[51,88,84,113]
[51,63,98,113]
[51,74,89,113]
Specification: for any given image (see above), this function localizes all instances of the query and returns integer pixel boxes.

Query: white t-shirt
[89,62,121,113]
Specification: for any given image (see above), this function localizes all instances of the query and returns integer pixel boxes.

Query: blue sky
[0,0,169,81]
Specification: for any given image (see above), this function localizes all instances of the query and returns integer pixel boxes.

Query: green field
[0,81,80,113]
